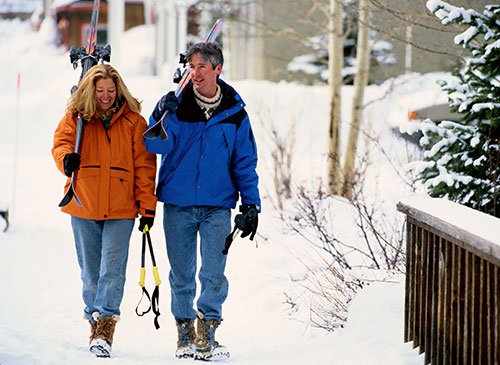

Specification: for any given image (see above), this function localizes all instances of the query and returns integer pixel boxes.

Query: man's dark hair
[186,42,224,69]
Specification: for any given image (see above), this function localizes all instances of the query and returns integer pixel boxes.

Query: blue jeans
[163,204,230,322]
[71,216,134,321]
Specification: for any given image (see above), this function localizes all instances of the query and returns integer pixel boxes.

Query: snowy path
[0,221,422,365]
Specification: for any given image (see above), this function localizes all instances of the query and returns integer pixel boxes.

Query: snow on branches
[406,2,499,217]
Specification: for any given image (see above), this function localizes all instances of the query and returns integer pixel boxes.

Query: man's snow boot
[175,318,196,358]
[194,311,230,361]
[89,314,119,358]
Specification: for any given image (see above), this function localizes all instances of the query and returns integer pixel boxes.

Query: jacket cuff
[240,203,261,213]
[140,208,156,217]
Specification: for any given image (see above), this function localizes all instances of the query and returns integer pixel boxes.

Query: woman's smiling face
[95,77,116,112]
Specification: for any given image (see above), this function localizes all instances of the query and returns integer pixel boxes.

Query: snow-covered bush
[284,180,405,272]
[406,2,499,217]
[280,177,406,331]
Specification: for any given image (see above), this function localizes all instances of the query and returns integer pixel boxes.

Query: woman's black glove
[152,91,179,121]
[235,204,259,240]
[63,152,81,177]
[138,216,154,232]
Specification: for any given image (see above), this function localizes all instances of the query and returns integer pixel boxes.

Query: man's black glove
[152,91,179,121]
[138,216,154,232]
[235,204,259,240]
[63,152,81,177]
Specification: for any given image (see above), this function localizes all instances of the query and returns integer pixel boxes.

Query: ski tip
[144,123,161,140]
[59,188,74,207]
[212,19,223,28]
[74,192,83,207]
[59,185,84,207]
[144,130,160,140]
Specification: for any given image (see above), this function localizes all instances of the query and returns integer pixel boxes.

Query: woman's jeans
[71,216,134,321]
[163,204,230,322]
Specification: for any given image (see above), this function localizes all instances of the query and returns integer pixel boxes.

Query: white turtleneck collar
[193,84,222,120]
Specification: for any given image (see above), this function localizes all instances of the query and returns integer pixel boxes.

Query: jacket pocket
[109,167,135,214]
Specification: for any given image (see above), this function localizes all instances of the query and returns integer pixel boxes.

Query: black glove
[235,204,259,240]
[138,216,154,232]
[63,152,81,177]
[152,91,179,121]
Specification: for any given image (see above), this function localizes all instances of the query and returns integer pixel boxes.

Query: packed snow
[398,196,500,248]
[0,17,431,365]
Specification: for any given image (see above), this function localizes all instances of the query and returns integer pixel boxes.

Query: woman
[52,64,157,358]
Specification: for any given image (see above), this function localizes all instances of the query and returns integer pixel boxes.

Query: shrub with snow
[406,1,499,217]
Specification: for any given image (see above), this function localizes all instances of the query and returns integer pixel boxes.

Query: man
[145,42,260,361]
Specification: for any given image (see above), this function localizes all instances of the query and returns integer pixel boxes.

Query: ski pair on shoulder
[58,0,111,208]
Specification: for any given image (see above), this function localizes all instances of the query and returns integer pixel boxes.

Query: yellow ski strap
[135,226,161,329]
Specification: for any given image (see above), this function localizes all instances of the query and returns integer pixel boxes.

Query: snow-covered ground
[0,18,426,364]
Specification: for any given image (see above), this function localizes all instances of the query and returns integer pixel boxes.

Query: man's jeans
[71,216,134,321]
[163,204,230,322]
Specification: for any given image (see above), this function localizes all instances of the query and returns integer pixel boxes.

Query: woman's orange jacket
[52,104,157,220]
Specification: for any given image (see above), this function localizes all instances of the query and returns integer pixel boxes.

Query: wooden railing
[397,197,500,365]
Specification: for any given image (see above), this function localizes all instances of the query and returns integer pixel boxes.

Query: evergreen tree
[407,2,499,217]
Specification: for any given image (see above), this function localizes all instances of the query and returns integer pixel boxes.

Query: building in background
[153,0,188,78]
[52,0,146,49]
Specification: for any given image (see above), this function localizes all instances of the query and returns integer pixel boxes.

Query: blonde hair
[66,64,141,120]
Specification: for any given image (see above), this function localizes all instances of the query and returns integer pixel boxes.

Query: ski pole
[222,226,240,255]
[11,72,21,223]
[135,225,161,329]
[222,207,258,254]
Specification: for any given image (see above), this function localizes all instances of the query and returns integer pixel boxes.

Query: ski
[59,0,111,207]
[144,19,223,140]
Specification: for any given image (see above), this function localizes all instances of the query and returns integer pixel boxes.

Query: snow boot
[89,314,119,358]
[194,311,230,361]
[175,318,196,358]
[88,320,98,344]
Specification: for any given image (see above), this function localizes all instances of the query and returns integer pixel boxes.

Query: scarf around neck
[97,99,121,130]
[193,85,222,120]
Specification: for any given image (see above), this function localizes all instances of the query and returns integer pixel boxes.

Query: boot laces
[177,320,195,347]
[198,318,219,349]
[95,317,117,345]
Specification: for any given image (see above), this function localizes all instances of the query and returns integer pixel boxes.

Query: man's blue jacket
[144,80,261,210]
